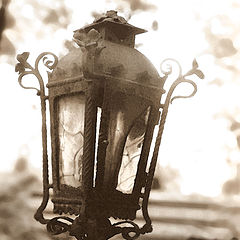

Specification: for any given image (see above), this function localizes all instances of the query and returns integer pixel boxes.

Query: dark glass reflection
[103,92,150,191]
[117,106,150,193]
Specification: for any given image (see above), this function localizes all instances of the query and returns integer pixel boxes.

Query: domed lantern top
[48,10,164,104]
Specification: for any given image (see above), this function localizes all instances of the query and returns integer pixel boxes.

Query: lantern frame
[15,12,204,240]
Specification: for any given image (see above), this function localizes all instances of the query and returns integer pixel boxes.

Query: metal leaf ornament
[184,58,205,79]
[73,30,87,48]
[15,62,25,74]
[160,58,204,104]
[73,29,101,49]
[16,51,29,65]
[15,52,32,74]
[15,52,58,95]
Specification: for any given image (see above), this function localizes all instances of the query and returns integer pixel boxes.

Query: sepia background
[1,0,240,239]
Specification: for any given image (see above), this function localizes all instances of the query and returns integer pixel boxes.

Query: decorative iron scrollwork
[15,52,58,95]
[112,221,141,240]
[15,50,206,240]
[15,52,58,225]
[140,58,204,238]
[160,58,204,104]
[47,216,74,235]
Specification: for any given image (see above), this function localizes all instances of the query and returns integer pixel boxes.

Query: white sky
[1,0,240,198]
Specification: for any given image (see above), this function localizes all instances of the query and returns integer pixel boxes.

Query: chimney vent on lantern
[74,10,147,48]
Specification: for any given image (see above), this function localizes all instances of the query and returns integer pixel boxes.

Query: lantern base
[52,188,140,219]
[46,214,152,240]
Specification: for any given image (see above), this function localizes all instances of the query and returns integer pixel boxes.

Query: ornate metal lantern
[15,10,203,240]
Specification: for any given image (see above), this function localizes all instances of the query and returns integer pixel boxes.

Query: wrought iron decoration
[15,52,204,240]
[15,10,204,240]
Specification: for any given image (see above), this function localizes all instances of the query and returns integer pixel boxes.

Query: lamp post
[15,10,204,240]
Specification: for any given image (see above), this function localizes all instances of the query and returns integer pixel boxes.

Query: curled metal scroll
[16,52,58,95]
[112,221,141,240]
[47,216,74,235]
[15,52,58,224]
[141,58,204,233]
[110,219,154,240]
[160,58,204,104]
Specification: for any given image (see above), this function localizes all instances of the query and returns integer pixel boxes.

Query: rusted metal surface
[16,10,205,240]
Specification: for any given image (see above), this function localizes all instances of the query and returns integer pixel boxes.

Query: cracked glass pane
[103,93,149,191]
[117,106,150,194]
[58,94,85,188]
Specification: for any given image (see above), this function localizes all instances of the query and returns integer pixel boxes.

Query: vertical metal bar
[95,81,111,190]
[82,80,97,191]
[132,106,158,199]
[49,96,59,193]
[34,79,50,224]
[141,106,166,229]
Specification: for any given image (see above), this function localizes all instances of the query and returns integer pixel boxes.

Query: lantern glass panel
[117,106,150,194]
[58,94,85,188]
[103,92,150,190]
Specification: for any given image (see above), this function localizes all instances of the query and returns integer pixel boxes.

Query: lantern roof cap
[76,10,147,36]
